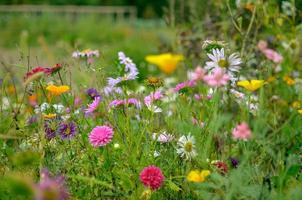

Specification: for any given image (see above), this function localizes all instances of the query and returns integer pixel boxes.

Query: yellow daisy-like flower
[237,80,265,92]
[46,85,70,96]
[43,113,57,119]
[187,170,211,183]
[298,109,302,115]
[283,75,295,86]
[145,53,184,74]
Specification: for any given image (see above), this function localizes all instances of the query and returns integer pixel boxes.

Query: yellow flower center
[218,59,229,68]
[184,142,193,152]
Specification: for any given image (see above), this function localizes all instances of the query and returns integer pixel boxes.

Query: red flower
[139,165,165,190]
[24,67,49,81]
[213,161,228,174]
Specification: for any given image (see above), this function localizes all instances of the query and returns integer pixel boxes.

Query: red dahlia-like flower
[24,67,49,81]
[139,165,165,190]
[213,161,228,174]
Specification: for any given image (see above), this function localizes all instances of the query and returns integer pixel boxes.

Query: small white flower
[147,105,162,113]
[114,143,120,149]
[205,48,241,82]
[154,151,160,157]
[176,133,197,160]
[53,104,64,113]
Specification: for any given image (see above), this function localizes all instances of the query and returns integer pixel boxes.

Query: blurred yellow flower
[292,101,300,109]
[46,85,70,96]
[145,53,184,74]
[298,109,302,115]
[43,113,57,119]
[187,170,210,183]
[283,75,295,86]
[237,80,265,92]
[267,76,276,83]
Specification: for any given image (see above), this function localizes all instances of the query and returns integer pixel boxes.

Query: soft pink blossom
[192,66,206,81]
[232,122,252,140]
[262,49,283,63]
[203,68,229,87]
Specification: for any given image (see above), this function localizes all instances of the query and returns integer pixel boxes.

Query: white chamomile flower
[176,134,197,160]
[205,48,241,83]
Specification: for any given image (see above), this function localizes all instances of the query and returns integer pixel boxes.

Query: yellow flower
[187,170,211,183]
[43,113,57,119]
[283,75,295,86]
[298,109,302,115]
[46,85,70,96]
[292,101,300,109]
[145,53,184,74]
[267,76,276,83]
[237,80,265,92]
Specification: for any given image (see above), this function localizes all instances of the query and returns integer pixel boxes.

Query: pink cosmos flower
[232,122,252,140]
[85,97,101,115]
[262,49,283,64]
[203,68,229,87]
[89,125,114,147]
[192,66,206,81]
[139,165,165,190]
[174,80,196,92]
[144,91,163,106]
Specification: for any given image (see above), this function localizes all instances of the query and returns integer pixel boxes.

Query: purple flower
[27,115,38,125]
[58,121,77,139]
[44,120,57,140]
[85,96,101,115]
[86,88,101,99]
[144,90,163,106]
[229,157,239,168]
[35,168,69,200]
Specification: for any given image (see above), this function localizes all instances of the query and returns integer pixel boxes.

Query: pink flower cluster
[139,165,165,190]
[203,67,229,87]
[109,98,141,109]
[144,91,163,106]
[174,80,196,92]
[257,40,283,63]
[232,122,252,140]
[85,96,101,115]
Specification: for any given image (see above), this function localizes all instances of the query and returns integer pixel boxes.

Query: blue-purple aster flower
[57,121,77,139]
[86,88,101,99]
[44,120,57,140]
[35,168,69,200]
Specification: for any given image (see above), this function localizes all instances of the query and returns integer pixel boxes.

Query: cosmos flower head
[145,53,184,74]
[35,168,69,200]
[57,121,77,140]
[89,125,114,147]
[177,134,197,160]
[174,80,196,93]
[85,96,101,115]
[139,165,165,190]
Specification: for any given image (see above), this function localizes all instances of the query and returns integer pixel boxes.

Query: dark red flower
[213,161,228,174]
[24,67,49,81]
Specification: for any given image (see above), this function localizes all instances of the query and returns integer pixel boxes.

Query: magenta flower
[232,122,252,140]
[144,91,163,106]
[85,97,101,115]
[89,125,114,147]
[174,80,196,92]
[109,98,140,109]
[203,67,229,87]
[139,165,165,190]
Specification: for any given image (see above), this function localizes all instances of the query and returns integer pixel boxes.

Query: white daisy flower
[176,134,197,160]
[205,48,241,83]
